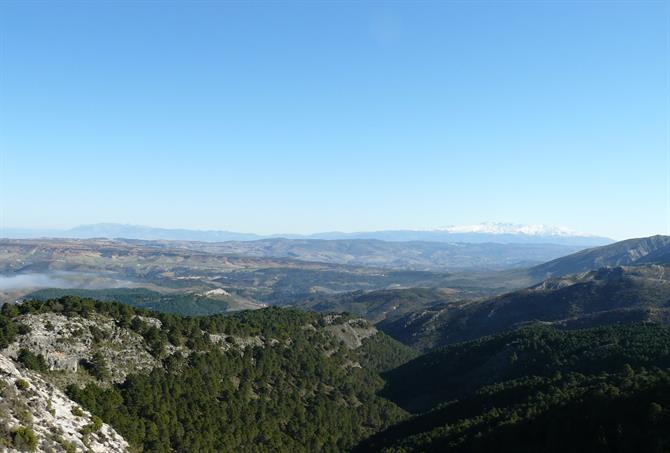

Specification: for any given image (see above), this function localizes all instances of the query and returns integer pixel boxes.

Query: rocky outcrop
[323,317,377,350]
[0,354,130,452]
[5,312,158,383]
[208,333,266,350]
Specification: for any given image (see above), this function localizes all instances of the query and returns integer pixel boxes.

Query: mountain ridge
[378,263,670,350]
[2,222,613,246]
[529,234,670,280]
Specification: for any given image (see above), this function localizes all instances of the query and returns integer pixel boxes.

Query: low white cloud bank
[0,273,75,291]
[0,272,137,291]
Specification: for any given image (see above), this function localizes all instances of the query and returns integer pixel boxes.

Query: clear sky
[0,1,668,240]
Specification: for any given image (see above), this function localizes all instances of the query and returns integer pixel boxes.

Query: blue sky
[0,1,668,239]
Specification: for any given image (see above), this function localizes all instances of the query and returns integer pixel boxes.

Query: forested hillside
[0,297,415,452]
[3,296,670,452]
[379,264,670,350]
[294,288,473,324]
[27,287,233,316]
[357,324,670,452]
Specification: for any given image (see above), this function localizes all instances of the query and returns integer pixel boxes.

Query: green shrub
[17,349,48,372]
[90,353,110,381]
[62,440,76,453]
[17,323,32,335]
[89,325,107,343]
[0,317,18,349]
[90,415,103,432]
[81,415,103,436]
[11,427,37,451]
[14,408,32,425]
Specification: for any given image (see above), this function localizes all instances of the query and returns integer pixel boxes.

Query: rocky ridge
[0,353,129,452]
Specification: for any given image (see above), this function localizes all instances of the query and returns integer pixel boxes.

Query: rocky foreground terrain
[0,353,129,452]
[0,308,156,451]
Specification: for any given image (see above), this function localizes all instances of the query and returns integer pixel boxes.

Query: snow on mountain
[2,222,613,246]
[436,222,593,238]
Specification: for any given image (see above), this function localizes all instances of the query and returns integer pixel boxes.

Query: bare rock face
[208,333,265,350]
[5,312,159,383]
[323,317,378,350]
[0,310,171,451]
[0,354,130,452]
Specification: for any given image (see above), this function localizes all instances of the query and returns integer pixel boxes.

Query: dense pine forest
[359,324,670,452]
[2,297,670,452]
[0,297,414,452]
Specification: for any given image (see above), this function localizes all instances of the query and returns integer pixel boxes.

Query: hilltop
[528,235,670,280]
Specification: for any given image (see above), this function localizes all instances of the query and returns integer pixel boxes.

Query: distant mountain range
[2,224,261,242]
[316,222,611,246]
[2,222,613,246]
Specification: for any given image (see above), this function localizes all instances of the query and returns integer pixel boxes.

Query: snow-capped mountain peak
[436,222,591,237]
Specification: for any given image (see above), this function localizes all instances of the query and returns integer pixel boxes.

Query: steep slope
[529,235,670,280]
[379,265,670,350]
[0,354,129,452]
[0,297,416,452]
[294,287,481,324]
[638,243,670,264]
[356,324,670,452]
[380,323,670,412]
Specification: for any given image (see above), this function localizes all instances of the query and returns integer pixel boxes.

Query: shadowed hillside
[356,324,670,452]
[379,264,670,350]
